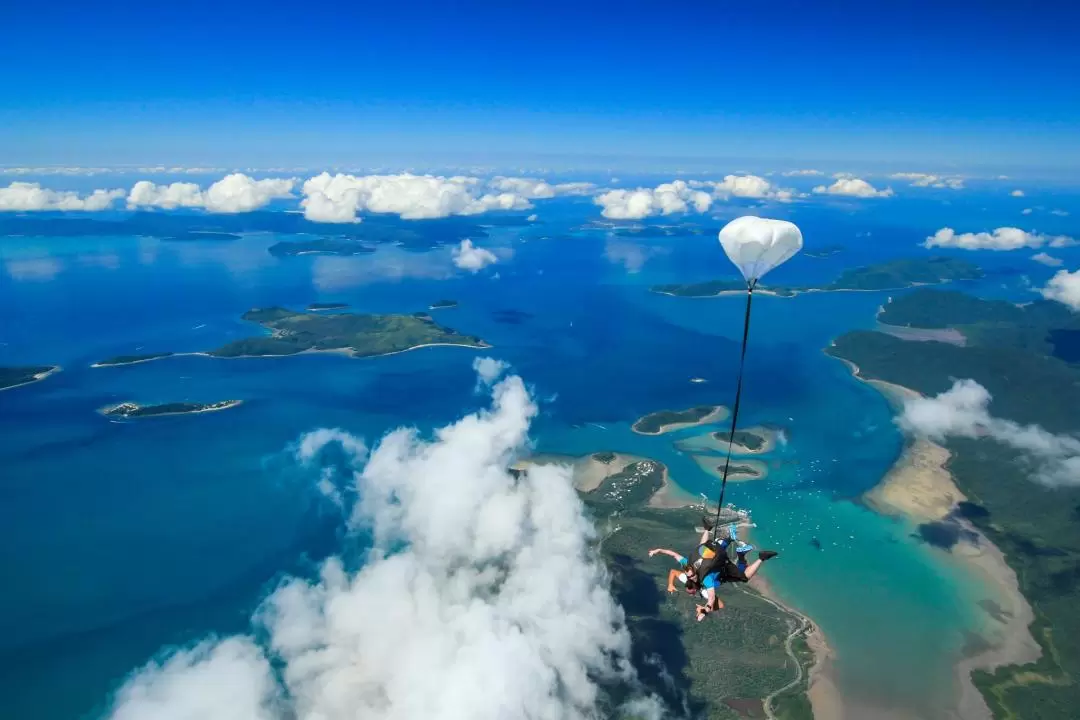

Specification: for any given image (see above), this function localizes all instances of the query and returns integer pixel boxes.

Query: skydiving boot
[758,550,779,561]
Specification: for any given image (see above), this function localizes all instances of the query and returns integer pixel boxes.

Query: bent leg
[742,559,763,580]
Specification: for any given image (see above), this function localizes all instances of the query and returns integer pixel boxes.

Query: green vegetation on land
[429,299,459,309]
[0,366,59,390]
[307,302,349,311]
[208,307,489,358]
[652,256,983,297]
[828,287,1080,720]
[730,430,766,451]
[633,406,723,435]
[577,459,814,719]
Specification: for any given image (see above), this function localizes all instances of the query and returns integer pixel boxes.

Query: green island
[632,405,728,435]
[729,429,766,451]
[0,365,60,391]
[429,299,459,309]
[268,238,377,257]
[100,400,242,418]
[691,456,768,482]
[652,256,983,297]
[569,456,816,719]
[307,302,349,311]
[92,353,175,367]
[827,287,1080,720]
[207,307,490,358]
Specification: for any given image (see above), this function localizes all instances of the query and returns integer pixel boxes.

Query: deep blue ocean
[2,186,1077,719]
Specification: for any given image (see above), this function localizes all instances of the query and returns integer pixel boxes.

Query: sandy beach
[675,425,778,456]
[836,355,1041,719]
[511,451,656,493]
[1,365,61,391]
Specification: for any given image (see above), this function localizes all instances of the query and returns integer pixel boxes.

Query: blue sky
[3,0,1079,172]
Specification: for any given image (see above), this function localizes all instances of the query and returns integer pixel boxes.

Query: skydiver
[647,516,778,622]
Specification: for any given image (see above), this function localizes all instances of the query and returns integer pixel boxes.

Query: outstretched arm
[648,548,684,562]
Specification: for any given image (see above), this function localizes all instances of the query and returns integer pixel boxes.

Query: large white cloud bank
[103,366,658,720]
[592,174,799,220]
[128,173,296,213]
[900,379,1080,487]
[0,182,125,211]
[924,226,1076,251]
[301,173,537,223]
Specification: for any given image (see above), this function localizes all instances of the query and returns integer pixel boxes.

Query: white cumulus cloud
[593,180,712,220]
[781,169,824,177]
[900,379,1080,487]
[812,178,894,198]
[127,173,295,213]
[472,356,510,388]
[103,370,656,720]
[0,182,124,211]
[1040,269,1080,311]
[488,177,596,199]
[924,227,1076,251]
[1032,252,1064,267]
[1011,189,1025,197]
[301,173,533,223]
[889,173,964,189]
[452,238,498,272]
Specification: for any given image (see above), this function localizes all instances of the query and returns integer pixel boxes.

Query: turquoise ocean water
[2,195,1074,719]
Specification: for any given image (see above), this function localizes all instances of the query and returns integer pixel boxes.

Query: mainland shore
[836,354,1041,720]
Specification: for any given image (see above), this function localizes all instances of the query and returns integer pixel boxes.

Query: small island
[92,352,175,368]
[429,299,459,310]
[268,238,376,257]
[207,307,490,358]
[100,400,243,418]
[675,425,780,456]
[161,232,241,242]
[1,365,60,391]
[804,244,845,259]
[691,455,768,482]
[652,280,796,298]
[307,302,349,311]
[652,257,984,298]
[632,405,728,435]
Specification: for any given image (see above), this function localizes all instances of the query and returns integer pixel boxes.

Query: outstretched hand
[696,606,708,622]
[648,548,661,557]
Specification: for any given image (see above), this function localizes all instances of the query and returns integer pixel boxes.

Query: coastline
[631,405,729,436]
[98,400,244,418]
[0,365,61,392]
[750,572,840,720]
[89,342,490,367]
[832,352,1041,719]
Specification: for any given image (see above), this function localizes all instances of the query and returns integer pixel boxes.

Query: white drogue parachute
[718,216,803,285]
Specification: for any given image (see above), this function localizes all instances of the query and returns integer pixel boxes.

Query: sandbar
[837,355,1042,719]
[511,452,652,493]
[675,425,777,456]
[0,365,61,391]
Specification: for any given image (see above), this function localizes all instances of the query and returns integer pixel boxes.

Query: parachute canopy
[718,216,803,284]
